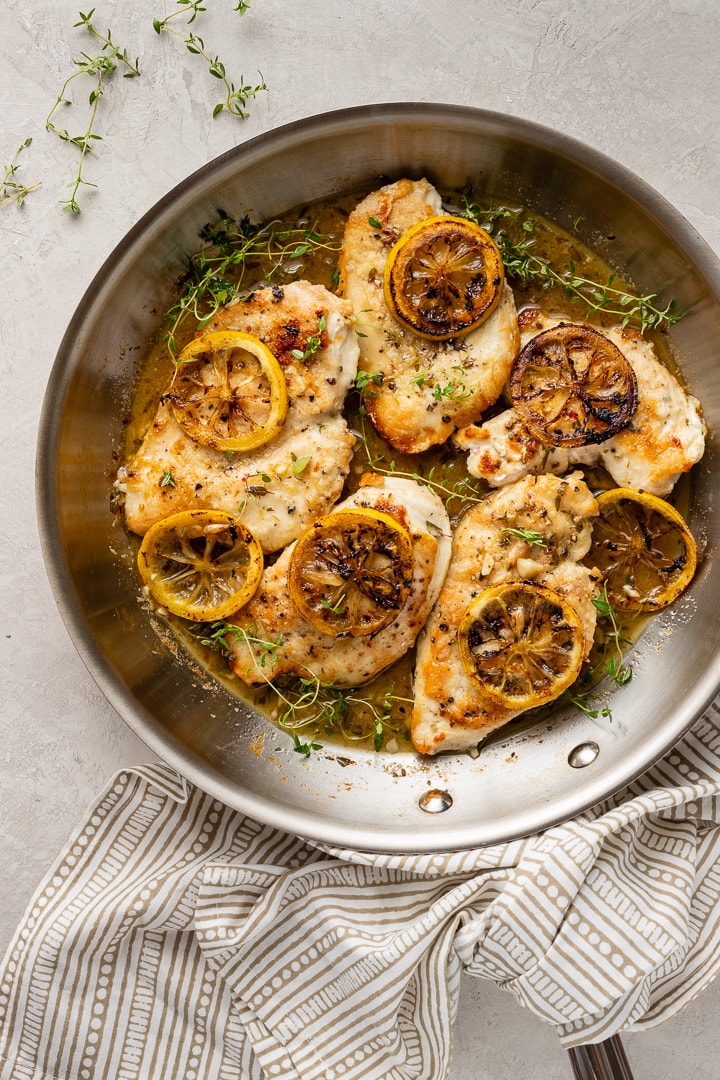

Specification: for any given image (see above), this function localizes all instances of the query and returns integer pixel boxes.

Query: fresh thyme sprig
[502,527,548,547]
[431,374,472,403]
[369,455,485,518]
[561,585,633,722]
[591,583,633,688]
[459,193,684,334]
[165,211,339,359]
[152,1,266,119]
[200,620,410,754]
[0,139,41,208]
[276,679,411,755]
[46,9,140,213]
[562,690,614,723]
[354,369,383,400]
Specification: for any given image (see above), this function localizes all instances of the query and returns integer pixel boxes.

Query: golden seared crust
[119,409,354,553]
[206,283,357,419]
[339,178,520,454]
[411,472,600,756]
[118,282,359,551]
[455,312,706,497]
[228,476,452,688]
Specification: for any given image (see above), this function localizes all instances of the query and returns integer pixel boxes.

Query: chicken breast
[228,475,452,688]
[412,472,600,756]
[117,282,359,553]
[338,178,520,453]
[454,311,706,497]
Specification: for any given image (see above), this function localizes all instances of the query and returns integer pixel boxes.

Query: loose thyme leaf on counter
[46,10,140,213]
[152,0,267,118]
[0,139,41,208]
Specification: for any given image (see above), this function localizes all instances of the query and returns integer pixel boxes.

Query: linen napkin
[2,697,720,1080]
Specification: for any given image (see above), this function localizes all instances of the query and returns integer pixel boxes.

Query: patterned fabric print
[0,767,326,1080]
[2,705,720,1078]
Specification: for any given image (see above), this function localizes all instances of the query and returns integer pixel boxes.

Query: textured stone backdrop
[2,2,719,1076]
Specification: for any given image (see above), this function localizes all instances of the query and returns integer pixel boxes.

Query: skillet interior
[36,103,720,853]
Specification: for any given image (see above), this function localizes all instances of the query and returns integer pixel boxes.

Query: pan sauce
[121,185,694,756]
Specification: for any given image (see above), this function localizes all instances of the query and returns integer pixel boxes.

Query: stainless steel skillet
[36,103,720,859]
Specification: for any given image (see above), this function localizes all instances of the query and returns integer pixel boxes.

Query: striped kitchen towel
[2,699,720,1080]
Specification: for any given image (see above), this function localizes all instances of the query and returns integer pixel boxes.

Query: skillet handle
[566,1035,635,1080]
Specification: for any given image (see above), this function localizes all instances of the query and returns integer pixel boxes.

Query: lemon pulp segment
[288,507,414,637]
[138,509,264,621]
[457,581,585,709]
[167,330,288,452]
[383,215,504,340]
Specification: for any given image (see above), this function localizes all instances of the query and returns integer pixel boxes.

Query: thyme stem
[45,9,140,213]
[353,376,486,515]
[459,194,685,334]
[0,139,41,207]
[164,211,339,359]
[200,621,407,754]
[152,1,266,118]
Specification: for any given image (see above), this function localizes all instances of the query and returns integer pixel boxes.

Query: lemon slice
[509,323,638,446]
[383,215,504,340]
[287,507,414,637]
[457,581,585,709]
[588,488,697,611]
[166,330,288,452]
[138,509,264,621]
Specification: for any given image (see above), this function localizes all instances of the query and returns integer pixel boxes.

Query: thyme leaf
[432,379,471,403]
[502,527,548,547]
[290,314,326,362]
[291,455,312,476]
[292,732,323,757]
[562,690,614,722]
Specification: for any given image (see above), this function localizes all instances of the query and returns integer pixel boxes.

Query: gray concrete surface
[2,1,719,1076]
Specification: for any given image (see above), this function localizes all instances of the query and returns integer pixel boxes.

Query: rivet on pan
[419,788,453,813]
[568,741,600,768]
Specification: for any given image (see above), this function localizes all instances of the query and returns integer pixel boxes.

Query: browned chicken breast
[338,177,520,453]
[412,472,600,756]
[117,282,359,553]
[454,312,705,497]
[228,476,452,688]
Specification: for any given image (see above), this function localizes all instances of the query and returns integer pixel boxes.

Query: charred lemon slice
[288,507,414,637]
[509,323,638,446]
[588,488,697,611]
[166,330,288,452]
[138,509,263,621]
[458,581,585,709]
[383,215,504,340]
